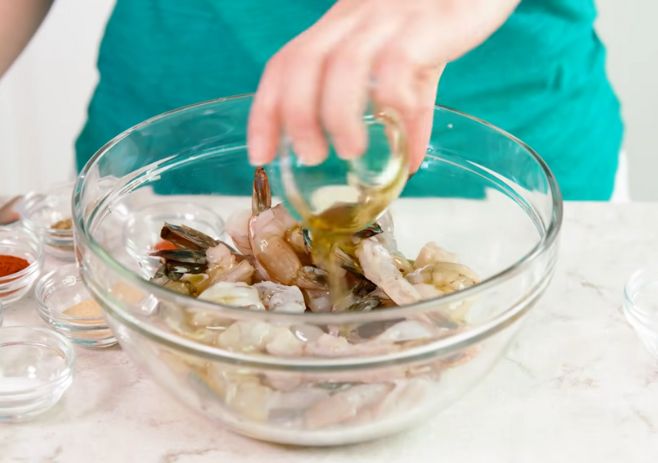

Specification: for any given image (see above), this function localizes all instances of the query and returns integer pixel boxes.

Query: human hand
[248,0,519,171]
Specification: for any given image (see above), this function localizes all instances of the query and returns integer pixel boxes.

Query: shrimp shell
[160,222,219,250]
[355,238,421,306]
[226,209,252,255]
[252,166,272,214]
[415,241,459,268]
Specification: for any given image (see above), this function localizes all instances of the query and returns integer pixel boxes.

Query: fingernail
[248,137,267,166]
[334,136,364,160]
[294,139,327,167]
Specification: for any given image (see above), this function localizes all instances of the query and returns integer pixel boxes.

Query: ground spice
[64,299,103,320]
[50,218,72,231]
[0,255,30,278]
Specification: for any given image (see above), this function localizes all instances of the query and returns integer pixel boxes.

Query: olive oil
[302,143,409,304]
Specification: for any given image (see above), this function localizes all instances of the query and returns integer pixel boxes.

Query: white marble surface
[2,202,658,462]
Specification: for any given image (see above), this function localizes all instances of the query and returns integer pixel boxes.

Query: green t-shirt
[76,0,623,200]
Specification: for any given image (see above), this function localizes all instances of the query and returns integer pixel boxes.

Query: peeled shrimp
[303,288,332,313]
[213,259,255,284]
[414,241,458,268]
[216,320,304,356]
[285,225,310,258]
[226,381,273,422]
[304,333,399,357]
[431,262,478,292]
[355,237,421,306]
[216,320,272,352]
[412,283,443,300]
[254,281,306,314]
[206,242,236,267]
[226,209,252,255]
[265,326,305,356]
[199,281,264,310]
[304,383,393,429]
[375,320,436,343]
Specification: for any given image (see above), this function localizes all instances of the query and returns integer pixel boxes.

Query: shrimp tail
[252,167,272,215]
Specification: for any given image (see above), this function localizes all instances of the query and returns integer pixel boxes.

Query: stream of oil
[304,164,409,306]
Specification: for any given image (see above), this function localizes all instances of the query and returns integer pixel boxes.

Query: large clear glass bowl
[73,95,562,446]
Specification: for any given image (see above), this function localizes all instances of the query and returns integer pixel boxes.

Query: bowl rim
[73,94,563,353]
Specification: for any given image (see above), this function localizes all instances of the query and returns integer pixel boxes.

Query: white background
[0,0,656,199]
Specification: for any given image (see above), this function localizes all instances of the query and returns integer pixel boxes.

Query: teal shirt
[76,0,623,200]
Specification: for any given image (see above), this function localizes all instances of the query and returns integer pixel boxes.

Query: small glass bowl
[20,182,75,260]
[0,227,43,304]
[624,265,658,359]
[123,201,224,277]
[35,264,117,349]
[0,326,74,421]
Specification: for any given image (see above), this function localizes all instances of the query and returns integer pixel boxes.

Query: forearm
[0,0,53,77]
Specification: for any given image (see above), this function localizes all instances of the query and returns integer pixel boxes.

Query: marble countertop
[3,202,658,462]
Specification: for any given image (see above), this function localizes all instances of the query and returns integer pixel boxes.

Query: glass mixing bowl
[73,95,562,446]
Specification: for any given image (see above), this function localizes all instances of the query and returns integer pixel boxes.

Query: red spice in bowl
[0,255,29,278]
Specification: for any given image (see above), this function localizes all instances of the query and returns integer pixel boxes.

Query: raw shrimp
[304,383,393,429]
[249,168,328,289]
[217,259,255,284]
[226,209,252,255]
[199,281,264,310]
[412,283,443,300]
[414,241,458,268]
[206,242,235,267]
[249,168,302,284]
[303,288,333,313]
[431,262,478,292]
[285,225,311,258]
[254,281,306,314]
[216,320,304,356]
[355,237,421,306]
[152,168,479,319]
[406,262,478,294]
[265,326,305,356]
[216,320,272,352]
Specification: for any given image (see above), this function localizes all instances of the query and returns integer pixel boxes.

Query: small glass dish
[273,107,408,229]
[123,201,224,277]
[0,326,74,422]
[20,182,75,260]
[0,227,43,304]
[35,264,117,349]
[624,265,658,359]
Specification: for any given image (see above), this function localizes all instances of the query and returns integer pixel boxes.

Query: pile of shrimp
[150,167,479,314]
[147,167,482,430]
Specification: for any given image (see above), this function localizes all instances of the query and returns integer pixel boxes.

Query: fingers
[405,66,443,172]
[248,55,284,166]
[249,6,451,169]
[280,43,328,165]
[320,19,399,159]
[249,12,360,166]
[373,29,444,171]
